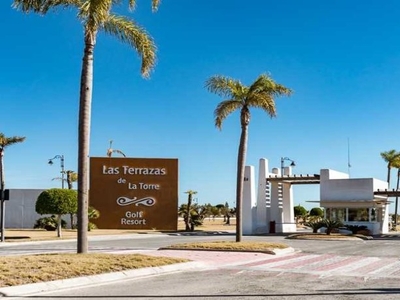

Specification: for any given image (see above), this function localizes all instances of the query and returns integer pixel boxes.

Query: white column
[270,167,283,233]
[242,165,256,235]
[255,158,269,233]
[282,166,296,232]
[381,204,389,234]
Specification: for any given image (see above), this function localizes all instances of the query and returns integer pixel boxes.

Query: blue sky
[2,0,400,211]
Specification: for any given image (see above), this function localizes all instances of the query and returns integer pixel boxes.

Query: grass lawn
[163,241,288,251]
[0,254,188,287]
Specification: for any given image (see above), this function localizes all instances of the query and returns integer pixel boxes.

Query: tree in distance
[36,188,78,238]
[183,190,198,231]
[107,140,126,158]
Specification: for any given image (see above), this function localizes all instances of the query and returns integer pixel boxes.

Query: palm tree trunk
[395,169,400,230]
[185,194,192,231]
[0,150,4,242]
[235,122,248,242]
[387,164,391,188]
[77,33,95,254]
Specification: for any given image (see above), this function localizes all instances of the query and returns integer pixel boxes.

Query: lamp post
[281,157,296,176]
[48,155,65,189]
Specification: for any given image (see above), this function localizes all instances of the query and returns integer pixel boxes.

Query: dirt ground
[3,218,236,242]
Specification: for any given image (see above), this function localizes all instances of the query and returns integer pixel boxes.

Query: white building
[243,158,390,235]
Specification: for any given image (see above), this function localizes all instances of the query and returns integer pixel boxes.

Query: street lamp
[48,155,65,189]
[281,157,295,176]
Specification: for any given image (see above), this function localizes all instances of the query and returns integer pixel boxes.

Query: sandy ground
[3,218,236,241]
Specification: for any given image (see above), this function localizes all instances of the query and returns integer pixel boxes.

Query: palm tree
[184,190,197,231]
[205,74,292,242]
[380,149,400,188]
[0,133,26,242]
[14,0,159,253]
[107,140,126,157]
[53,170,78,190]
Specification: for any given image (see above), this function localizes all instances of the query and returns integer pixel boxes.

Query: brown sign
[89,157,178,230]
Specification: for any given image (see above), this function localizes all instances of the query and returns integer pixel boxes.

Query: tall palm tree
[107,140,126,157]
[14,0,159,253]
[380,149,400,188]
[205,74,292,242]
[0,133,26,242]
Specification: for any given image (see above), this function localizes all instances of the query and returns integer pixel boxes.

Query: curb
[0,261,205,297]
[0,233,166,247]
[158,247,296,255]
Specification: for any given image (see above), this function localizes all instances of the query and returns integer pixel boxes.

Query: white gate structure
[242,158,391,235]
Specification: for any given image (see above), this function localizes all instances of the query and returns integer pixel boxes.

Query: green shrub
[88,222,97,231]
[309,207,324,218]
[34,216,67,231]
[304,220,324,233]
[322,219,343,235]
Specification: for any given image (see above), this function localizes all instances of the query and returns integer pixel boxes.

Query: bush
[88,222,97,231]
[309,207,324,218]
[304,220,324,233]
[34,216,67,231]
[321,219,343,235]
[36,188,77,215]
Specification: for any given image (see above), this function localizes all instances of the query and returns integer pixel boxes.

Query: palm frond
[248,74,292,98]
[205,75,244,98]
[247,93,276,118]
[152,0,160,11]
[102,14,156,77]
[113,149,126,157]
[42,0,81,12]
[52,177,66,182]
[381,149,400,166]
[12,0,46,13]
[214,100,242,129]
[0,135,26,148]
[128,0,136,10]
[83,0,113,33]
[13,0,81,13]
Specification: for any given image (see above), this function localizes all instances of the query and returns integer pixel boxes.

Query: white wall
[321,178,375,201]
[243,166,256,234]
[5,189,45,228]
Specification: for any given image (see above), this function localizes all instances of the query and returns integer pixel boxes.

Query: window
[348,208,369,222]
[326,208,345,222]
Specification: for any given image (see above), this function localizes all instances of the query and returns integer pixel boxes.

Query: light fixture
[48,155,65,189]
[281,157,296,176]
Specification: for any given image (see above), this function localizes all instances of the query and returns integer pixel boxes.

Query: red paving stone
[147,249,271,265]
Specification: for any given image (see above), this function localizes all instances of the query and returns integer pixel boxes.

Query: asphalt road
[5,233,400,299]
[1,233,400,257]
[30,268,400,300]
